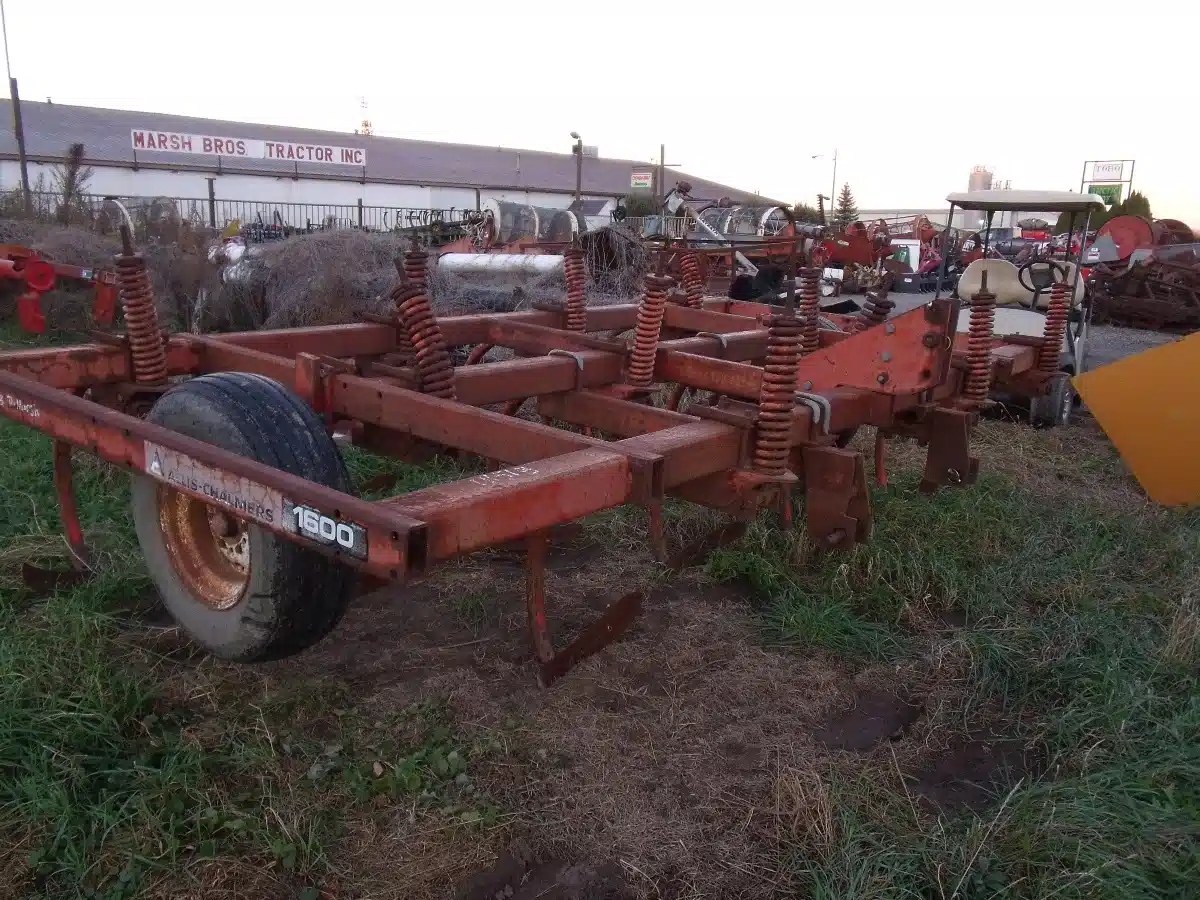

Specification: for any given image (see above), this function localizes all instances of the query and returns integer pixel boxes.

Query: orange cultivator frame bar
[0,241,1052,683]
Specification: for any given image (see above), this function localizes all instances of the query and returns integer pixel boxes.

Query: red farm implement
[0,244,119,334]
[0,227,1066,685]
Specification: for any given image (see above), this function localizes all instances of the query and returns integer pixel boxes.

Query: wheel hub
[158,487,250,610]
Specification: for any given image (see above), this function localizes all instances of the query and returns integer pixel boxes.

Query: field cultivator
[0,244,119,334]
[0,226,1069,685]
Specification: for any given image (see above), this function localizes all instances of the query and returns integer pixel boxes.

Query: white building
[0,100,776,230]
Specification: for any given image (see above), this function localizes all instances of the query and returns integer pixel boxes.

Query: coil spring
[403,247,428,294]
[114,252,167,385]
[387,277,416,354]
[1038,280,1069,373]
[855,287,895,332]
[564,246,587,332]
[391,251,430,355]
[753,313,803,476]
[679,251,704,309]
[962,280,997,401]
[798,266,821,355]
[627,274,673,388]
[396,253,455,399]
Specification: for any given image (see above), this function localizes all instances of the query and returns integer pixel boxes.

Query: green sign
[1088,183,1123,206]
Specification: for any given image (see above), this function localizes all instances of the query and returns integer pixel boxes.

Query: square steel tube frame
[0,288,974,585]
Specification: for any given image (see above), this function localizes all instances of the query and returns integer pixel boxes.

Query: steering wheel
[1017,258,1068,309]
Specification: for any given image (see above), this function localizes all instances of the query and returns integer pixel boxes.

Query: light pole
[570,131,583,204]
[812,150,838,214]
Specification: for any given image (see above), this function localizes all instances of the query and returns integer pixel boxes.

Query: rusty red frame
[0,290,1053,681]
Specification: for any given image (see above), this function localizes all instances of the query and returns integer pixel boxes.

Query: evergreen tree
[833,183,858,231]
[793,202,822,224]
[1053,190,1152,234]
[1116,190,1152,220]
[1056,206,1111,234]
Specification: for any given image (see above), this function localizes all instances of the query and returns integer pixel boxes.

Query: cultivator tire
[131,373,357,662]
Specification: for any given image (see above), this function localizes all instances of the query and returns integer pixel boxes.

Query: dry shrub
[581,224,648,298]
[142,241,223,332]
[205,227,648,334]
[210,230,401,331]
[0,221,120,269]
[0,218,649,336]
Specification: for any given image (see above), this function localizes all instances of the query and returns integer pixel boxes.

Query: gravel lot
[1083,323,1181,369]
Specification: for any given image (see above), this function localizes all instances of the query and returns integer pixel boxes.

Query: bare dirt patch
[455,850,631,900]
[909,730,1044,813]
[250,543,855,899]
[814,686,924,751]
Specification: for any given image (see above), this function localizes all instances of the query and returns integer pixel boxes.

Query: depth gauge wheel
[131,373,357,662]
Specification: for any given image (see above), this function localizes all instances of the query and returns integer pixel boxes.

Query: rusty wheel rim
[157,486,249,610]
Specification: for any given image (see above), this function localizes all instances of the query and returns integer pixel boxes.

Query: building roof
[0,100,780,205]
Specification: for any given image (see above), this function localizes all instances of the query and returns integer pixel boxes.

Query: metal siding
[0,100,775,204]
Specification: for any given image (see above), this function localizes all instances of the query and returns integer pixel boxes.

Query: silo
[967,166,994,228]
[968,166,994,193]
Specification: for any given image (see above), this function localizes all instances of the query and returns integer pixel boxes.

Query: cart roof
[945,190,1105,212]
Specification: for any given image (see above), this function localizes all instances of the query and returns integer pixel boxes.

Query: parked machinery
[929,190,1106,426]
[0,244,119,334]
[1087,216,1200,332]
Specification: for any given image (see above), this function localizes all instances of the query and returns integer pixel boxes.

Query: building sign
[1088,183,1123,206]
[1090,161,1124,182]
[630,169,654,190]
[131,130,366,166]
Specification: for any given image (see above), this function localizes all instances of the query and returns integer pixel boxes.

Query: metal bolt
[885,322,896,334]
[881,350,892,362]
[877,372,889,384]
[803,380,813,391]
[922,332,940,348]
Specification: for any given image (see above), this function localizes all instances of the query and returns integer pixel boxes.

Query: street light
[812,150,838,215]
[570,131,583,204]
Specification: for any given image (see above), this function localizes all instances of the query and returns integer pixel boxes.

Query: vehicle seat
[958,258,1083,310]
[957,259,1027,306]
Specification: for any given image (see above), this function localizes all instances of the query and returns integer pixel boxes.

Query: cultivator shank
[0,242,1059,682]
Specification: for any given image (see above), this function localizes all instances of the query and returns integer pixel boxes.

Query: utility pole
[570,131,582,204]
[1,0,30,213]
[658,143,665,213]
[830,148,838,218]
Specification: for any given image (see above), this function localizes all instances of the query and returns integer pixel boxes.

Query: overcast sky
[2,1,1192,221]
